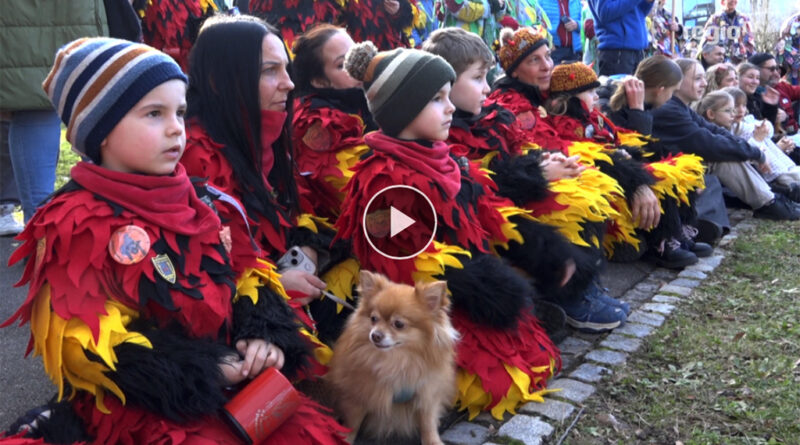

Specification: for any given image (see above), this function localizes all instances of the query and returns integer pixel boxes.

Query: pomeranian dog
[327,270,458,445]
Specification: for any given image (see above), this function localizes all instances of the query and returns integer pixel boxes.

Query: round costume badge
[108,225,151,264]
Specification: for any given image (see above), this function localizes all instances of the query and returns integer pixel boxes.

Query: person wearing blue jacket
[542,0,582,64]
[587,0,654,76]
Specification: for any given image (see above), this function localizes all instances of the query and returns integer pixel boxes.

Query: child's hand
[631,185,660,230]
[757,161,772,175]
[777,136,795,153]
[280,269,326,305]
[236,339,285,378]
[753,120,770,142]
[384,0,400,15]
[623,77,645,110]
[541,154,585,180]
[220,354,247,386]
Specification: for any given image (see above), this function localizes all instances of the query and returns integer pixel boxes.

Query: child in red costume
[335,41,602,420]
[486,27,704,268]
[2,38,346,445]
[181,16,356,349]
[422,27,633,332]
[544,62,708,269]
[291,24,374,220]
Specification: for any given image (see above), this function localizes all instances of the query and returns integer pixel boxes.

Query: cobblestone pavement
[438,211,750,445]
[0,211,751,443]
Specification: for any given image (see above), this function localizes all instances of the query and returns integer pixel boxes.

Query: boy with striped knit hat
[2,37,347,445]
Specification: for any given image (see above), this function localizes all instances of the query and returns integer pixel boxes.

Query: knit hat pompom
[351,46,455,137]
[497,26,549,74]
[549,62,600,96]
[344,41,379,82]
[499,28,516,47]
[43,37,187,164]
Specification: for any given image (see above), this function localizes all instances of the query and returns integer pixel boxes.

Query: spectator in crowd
[0,119,23,236]
[436,0,507,49]
[650,58,799,221]
[649,0,682,57]
[342,0,416,50]
[701,0,754,64]
[587,0,655,76]
[720,87,800,201]
[704,62,738,95]
[738,61,779,126]
[542,0,583,64]
[698,43,726,70]
[779,11,800,85]
[758,52,800,161]
[0,0,109,222]
[581,0,598,71]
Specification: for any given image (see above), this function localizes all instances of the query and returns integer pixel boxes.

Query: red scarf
[260,109,287,179]
[70,162,220,236]
[365,132,461,198]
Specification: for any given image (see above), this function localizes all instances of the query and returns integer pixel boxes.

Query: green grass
[554,220,800,445]
[56,127,80,189]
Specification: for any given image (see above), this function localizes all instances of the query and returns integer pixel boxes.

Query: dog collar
[392,387,415,404]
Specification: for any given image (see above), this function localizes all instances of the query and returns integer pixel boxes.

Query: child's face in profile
[450,61,490,115]
[708,98,735,129]
[396,83,455,141]
[577,88,600,111]
[732,99,748,123]
[648,84,678,108]
[100,79,187,175]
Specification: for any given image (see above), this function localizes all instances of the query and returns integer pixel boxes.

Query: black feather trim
[595,151,655,199]
[490,152,550,205]
[307,295,354,345]
[106,321,233,423]
[232,287,311,379]
[442,253,530,328]
[6,400,92,443]
[642,196,683,246]
[497,216,579,296]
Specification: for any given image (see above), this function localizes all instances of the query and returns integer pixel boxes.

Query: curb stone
[438,218,743,444]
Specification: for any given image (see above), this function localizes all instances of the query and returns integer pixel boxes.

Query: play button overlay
[363,185,437,260]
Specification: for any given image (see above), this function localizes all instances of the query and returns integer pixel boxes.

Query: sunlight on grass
[556,220,800,445]
[56,126,80,189]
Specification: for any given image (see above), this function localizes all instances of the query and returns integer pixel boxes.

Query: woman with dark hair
[291,24,374,220]
[181,15,355,355]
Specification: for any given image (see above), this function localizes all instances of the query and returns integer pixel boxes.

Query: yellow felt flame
[412,242,470,284]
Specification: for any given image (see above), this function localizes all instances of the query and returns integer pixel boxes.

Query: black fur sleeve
[232,288,311,379]
[489,152,550,206]
[595,150,655,199]
[442,253,530,328]
[496,216,577,296]
[287,225,351,276]
[107,322,233,423]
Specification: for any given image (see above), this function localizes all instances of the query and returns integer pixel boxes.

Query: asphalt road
[0,235,53,431]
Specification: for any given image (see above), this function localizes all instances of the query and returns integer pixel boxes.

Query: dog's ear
[416,280,449,312]
[358,270,387,300]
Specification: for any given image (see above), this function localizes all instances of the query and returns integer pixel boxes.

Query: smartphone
[276,246,316,274]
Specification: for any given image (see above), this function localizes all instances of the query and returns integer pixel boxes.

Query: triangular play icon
[390,206,416,238]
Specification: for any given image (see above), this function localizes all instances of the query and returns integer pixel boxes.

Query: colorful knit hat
[42,37,187,164]
[497,26,549,75]
[549,62,600,96]
[344,41,455,137]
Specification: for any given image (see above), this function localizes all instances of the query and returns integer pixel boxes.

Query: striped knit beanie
[43,37,187,164]
[497,26,549,75]
[344,41,455,137]
[550,62,600,96]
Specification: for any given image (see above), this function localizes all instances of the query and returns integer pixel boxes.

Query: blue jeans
[9,110,61,221]
[597,49,645,77]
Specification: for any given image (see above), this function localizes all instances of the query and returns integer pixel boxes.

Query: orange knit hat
[549,62,600,96]
[497,26,549,75]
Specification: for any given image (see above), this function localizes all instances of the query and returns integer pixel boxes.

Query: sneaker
[753,194,800,221]
[680,225,713,258]
[0,203,23,237]
[560,296,626,333]
[532,300,568,343]
[787,183,800,203]
[584,282,631,315]
[695,219,723,246]
[645,238,698,269]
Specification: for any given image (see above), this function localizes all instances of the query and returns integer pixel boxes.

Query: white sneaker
[0,204,24,236]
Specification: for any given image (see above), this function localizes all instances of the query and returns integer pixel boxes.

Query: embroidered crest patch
[152,253,177,284]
